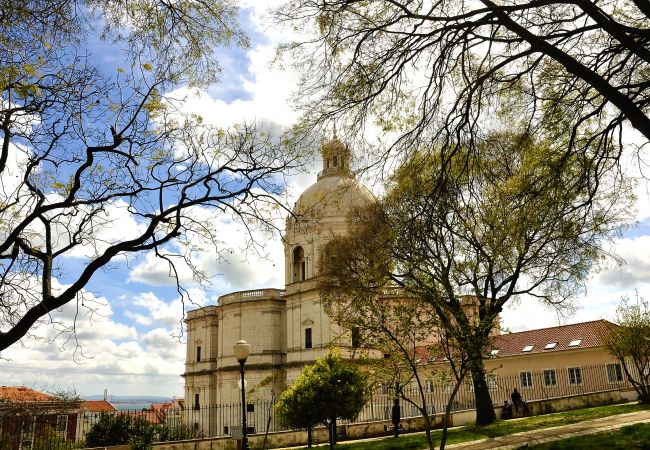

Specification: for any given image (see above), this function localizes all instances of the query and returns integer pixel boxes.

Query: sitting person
[501,400,513,419]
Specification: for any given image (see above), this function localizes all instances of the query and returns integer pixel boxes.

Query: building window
[607,363,624,382]
[293,246,306,282]
[543,369,557,386]
[21,417,35,449]
[305,328,312,349]
[351,327,361,348]
[568,339,582,347]
[568,367,583,385]
[544,342,557,350]
[425,379,433,393]
[522,345,534,352]
[56,415,68,434]
[487,374,498,389]
[194,393,200,410]
[520,371,533,388]
[196,345,201,362]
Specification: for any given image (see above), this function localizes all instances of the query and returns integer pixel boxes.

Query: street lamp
[234,340,250,450]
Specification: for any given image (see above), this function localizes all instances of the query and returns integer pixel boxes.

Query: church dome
[292,175,375,219]
[291,134,375,219]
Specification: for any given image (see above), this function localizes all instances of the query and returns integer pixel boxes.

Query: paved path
[276,409,650,449]
[445,409,650,449]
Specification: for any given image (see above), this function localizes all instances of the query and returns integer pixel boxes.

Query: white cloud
[0,286,185,397]
[502,233,650,332]
[123,311,152,326]
[128,207,285,293]
[131,292,185,328]
[0,142,31,195]
[61,199,145,259]
[168,42,298,129]
[596,236,650,289]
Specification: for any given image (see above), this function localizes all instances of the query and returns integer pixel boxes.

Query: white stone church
[182,135,378,420]
[181,136,622,438]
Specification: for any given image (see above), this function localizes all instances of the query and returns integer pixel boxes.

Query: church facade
[181,137,628,437]
[182,136,379,433]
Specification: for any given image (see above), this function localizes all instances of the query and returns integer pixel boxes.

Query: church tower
[183,133,375,433]
[283,133,374,383]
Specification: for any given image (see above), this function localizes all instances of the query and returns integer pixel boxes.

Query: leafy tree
[276,0,649,180]
[84,413,134,447]
[275,373,321,447]
[84,413,159,450]
[602,294,650,403]
[0,1,305,351]
[319,130,632,424]
[323,284,449,449]
[276,352,367,449]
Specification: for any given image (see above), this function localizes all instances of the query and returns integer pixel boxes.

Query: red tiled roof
[0,386,56,402]
[82,400,117,412]
[151,401,172,412]
[491,319,615,358]
[125,409,164,424]
[151,399,184,412]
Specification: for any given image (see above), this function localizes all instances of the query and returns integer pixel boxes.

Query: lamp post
[234,340,250,450]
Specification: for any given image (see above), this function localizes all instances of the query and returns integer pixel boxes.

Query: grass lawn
[301,402,650,450]
[528,422,650,449]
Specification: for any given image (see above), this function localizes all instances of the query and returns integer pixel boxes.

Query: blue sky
[1,1,649,399]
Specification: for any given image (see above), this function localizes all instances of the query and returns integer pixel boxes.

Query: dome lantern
[319,129,352,180]
[286,134,375,285]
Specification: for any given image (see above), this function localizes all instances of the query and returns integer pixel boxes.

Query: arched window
[293,246,306,282]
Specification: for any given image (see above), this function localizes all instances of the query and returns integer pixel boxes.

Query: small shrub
[84,413,157,450]
[157,423,194,442]
[32,425,81,450]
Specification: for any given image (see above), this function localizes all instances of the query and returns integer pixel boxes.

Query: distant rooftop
[490,319,614,358]
[415,319,615,362]
[0,386,56,403]
[82,400,117,413]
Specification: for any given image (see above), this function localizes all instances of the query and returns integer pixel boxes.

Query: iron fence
[1,362,643,449]
[364,362,638,421]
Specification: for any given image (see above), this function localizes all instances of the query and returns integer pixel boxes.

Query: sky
[1,1,649,399]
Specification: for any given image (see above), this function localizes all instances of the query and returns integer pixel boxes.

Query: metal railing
[1,362,642,449]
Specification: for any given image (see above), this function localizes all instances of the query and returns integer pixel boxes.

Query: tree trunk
[307,427,313,447]
[441,373,465,450]
[621,358,650,404]
[441,398,453,450]
[327,418,337,449]
[469,352,496,425]
[422,413,435,450]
